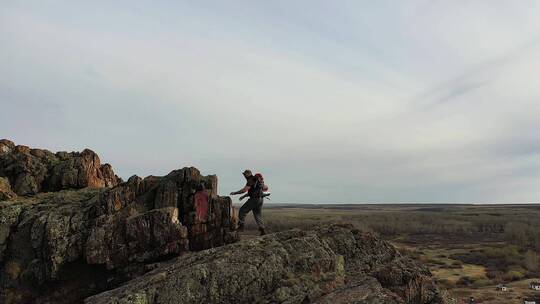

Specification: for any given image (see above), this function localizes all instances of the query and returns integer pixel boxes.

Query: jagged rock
[315,224,448,303]
[0,139,122,196]
[85,207,190,269]
[0,167,238,304]
[0,201,22,262]
[46,149,120,190]
[84,225,450,304]
[0,188,101,303]
[0,177,16,201]
[86,167,237,269]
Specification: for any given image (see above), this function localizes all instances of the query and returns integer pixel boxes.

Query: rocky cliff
[0,141,238,304]
[0,141,451,304]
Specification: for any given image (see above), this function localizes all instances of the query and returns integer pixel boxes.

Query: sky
[1,1,540,203]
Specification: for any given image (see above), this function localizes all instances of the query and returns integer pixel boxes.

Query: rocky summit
[0,141,451,304]
[0,139,122,196]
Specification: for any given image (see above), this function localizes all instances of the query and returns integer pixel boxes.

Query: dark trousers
[238,197,264,229]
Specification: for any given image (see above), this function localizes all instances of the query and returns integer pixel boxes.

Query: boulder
[0,139,122,197]
[0,167,238,304]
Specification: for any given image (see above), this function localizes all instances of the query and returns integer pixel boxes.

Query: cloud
[1,1,540,203]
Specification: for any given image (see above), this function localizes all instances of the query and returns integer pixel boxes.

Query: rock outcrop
[0,167,238,304]
[0,139,121,196]
[85,224,451,304]
[0,141,451,304]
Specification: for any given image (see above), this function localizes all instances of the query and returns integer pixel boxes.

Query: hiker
[239,173,270,201]
[230,169,268,235]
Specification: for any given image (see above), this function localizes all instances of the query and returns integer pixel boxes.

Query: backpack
[249,174,265,198]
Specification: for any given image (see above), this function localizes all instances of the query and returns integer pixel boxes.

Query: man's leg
[253,198,266,235]
[238,198,256,231]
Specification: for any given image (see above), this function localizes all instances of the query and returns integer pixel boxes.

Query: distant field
[239,203,540,304]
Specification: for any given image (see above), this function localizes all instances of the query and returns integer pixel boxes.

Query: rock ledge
[85,224,451,304]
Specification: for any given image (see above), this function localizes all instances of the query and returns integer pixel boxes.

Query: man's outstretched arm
[230,186,250,195]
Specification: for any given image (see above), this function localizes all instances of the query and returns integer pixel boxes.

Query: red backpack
[255,173,268,192]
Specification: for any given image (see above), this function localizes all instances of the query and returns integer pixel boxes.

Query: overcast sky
[2,1,540,203]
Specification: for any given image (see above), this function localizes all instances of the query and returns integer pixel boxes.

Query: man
[230,169,266,235]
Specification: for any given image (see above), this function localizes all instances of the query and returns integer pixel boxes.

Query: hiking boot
[237,223,245,232]
[259,227,266,236]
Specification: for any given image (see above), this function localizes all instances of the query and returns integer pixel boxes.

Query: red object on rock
[194,190,209,222]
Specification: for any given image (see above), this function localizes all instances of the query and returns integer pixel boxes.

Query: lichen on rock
[84,225,451,304]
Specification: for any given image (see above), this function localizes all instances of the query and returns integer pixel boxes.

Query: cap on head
[242,169,252,176]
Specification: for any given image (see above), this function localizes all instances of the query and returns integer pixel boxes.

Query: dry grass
[433,265,487,283]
